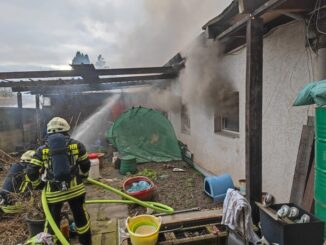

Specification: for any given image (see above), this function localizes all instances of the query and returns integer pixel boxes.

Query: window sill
[215,130,239,139]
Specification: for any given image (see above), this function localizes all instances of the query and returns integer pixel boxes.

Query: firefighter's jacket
[1,162,31,194]
[27,137,91,204]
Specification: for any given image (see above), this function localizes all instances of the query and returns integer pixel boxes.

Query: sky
[0,0,231,71]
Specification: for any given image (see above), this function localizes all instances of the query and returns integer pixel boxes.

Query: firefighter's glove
[82,177,89,184]
[80,172,89,184]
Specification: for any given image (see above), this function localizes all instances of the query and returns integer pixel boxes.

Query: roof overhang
[202,0,317,52]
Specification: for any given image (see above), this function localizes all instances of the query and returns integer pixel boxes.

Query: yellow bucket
[126,214,162,245]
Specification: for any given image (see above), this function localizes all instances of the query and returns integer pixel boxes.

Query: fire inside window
[181,104,190,135]
[214,92,239,134]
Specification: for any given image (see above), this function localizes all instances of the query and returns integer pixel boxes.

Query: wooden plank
[17,92,25,144]
[0,66,177,79]
[12,80,155,93]
[91,234,102,245]
[302,160,315,212]
[161,209,223,226]
[240,0,269,13]
[290,125,315,205]
[307,116,314,126]
[245,16,263,224]
[35,94,41,141]
[276,0,316,11]
[0,149,16,164]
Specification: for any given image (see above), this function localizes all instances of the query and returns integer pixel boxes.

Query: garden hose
[39,178,174,245]
[86,177,174,214]
[85,199,173,213]
[41,188,69,245]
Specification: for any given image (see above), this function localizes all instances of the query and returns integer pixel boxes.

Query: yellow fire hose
[86,178,174,214]
[41,177,174,245]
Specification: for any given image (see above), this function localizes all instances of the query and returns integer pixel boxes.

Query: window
[181,104,190,134]
[214,92,239,135]
[42,96,51,107]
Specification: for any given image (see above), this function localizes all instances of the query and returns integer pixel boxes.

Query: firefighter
[0,150,35,205]
[27,117,91,245]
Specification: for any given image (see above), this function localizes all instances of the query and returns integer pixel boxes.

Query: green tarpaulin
[294,80,326,107]
[107,107,182,163]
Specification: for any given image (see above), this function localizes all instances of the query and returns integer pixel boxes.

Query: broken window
[214,92,239,134]
[181,104,190,134]
[42,96,51,107]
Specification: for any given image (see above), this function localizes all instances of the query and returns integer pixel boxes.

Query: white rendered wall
[169,21,315,202]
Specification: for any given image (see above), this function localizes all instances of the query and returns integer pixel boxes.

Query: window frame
[180,104,191,135]
[214,92,239,138]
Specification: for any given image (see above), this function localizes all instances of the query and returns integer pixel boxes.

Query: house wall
[169,21,315,202]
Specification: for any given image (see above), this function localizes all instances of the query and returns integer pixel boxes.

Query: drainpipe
[316,3,326,80]
[317,35,326,80]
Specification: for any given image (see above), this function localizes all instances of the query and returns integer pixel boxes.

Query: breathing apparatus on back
[45,117,75,191]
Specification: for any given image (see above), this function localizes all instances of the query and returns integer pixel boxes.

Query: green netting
[107,107,182,163]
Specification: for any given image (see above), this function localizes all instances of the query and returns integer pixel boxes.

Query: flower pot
[26,216,45,237]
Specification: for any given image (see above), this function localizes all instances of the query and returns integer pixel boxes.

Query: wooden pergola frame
[0,63,181,145]
[0,64,180,92]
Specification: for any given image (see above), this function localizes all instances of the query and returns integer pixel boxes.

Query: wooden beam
[12,81,155,94]
[35,94,41,141]
[245,16,263,224]
[240,0,269,13]
[290,124,315,205]
[0,73,176,89]
[217,0,287,40]
[0,66,178,80]
[302,160,315,212]
[17,92,25,144]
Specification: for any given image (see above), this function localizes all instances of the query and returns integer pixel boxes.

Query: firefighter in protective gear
[0,150,35,205]
[27,117,92,245]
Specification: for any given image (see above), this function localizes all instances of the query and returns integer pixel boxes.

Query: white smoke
[122,35,236,115]
[179,35,236,115]
[118,0,220,67]
[72,94,120,150]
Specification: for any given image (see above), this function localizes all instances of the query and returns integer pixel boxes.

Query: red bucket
[123,176,156,201]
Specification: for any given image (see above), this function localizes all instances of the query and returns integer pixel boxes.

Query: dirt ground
[93,159,219,215]
[0,157,220,244]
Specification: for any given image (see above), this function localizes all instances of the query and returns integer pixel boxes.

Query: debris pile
[0,213,29,245]
[0,191,44,245]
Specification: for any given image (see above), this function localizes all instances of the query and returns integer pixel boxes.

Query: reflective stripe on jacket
[28,137,90,203]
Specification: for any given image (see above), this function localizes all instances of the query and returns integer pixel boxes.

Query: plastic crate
[259,203,324,245]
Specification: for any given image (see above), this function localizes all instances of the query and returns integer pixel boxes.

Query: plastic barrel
[204,174,234,203]
[315,167,326,203]
[88,153,100,179]
[315,107,326,238]
[120,156,137,175]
